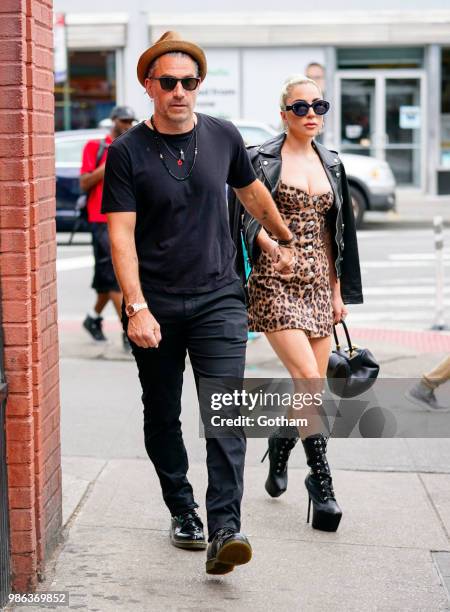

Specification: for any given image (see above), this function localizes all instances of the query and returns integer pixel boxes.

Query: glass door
[385,78,422,187]
[336,70,425,188]
[339,78,376,157]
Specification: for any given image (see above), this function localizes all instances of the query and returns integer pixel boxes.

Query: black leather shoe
[206,528,252,575]
[170,510,207,550]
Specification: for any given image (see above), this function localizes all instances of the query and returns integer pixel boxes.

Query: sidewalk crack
[418,472,450,544]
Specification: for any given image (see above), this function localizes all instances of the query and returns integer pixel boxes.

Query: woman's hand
[331,292,348,324]
[262,236,280,260]
[257,231,296,275]
[273,245,296,276]
[256,229,277,256]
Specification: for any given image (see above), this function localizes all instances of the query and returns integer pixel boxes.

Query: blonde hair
[279,74,322,109]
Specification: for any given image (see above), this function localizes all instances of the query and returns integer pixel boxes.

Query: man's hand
[127,308,162,349]
[273,245,296,276]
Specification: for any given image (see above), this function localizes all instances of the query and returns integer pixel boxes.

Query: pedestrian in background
[229,74,363,532]
[80,105,136,350]
[102,31,296,575]
[406,355,450,411]
[305,62,326,144]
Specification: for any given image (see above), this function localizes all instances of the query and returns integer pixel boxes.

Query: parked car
[55,129,107,232]
[340,152,396,227]
[233,120,396,227]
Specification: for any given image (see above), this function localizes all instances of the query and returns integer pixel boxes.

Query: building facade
[53,1,450,195]
[0,0,62,600]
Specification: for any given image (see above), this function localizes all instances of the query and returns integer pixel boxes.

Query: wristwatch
[125,302,148,317]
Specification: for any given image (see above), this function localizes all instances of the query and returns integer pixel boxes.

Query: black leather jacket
[228,133,363,304]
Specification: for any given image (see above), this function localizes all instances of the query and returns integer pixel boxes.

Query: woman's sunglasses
[150,77,200,92]
[284,99,330,117]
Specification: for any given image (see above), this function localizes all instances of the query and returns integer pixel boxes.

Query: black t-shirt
[101,114,256,294]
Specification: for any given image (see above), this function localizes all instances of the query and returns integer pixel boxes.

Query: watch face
[126,304,135,316]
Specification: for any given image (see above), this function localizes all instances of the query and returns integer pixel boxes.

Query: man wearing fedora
[101,31,295,575]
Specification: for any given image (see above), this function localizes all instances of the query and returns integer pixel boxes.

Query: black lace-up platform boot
[261,426,299,497]
[302,433,342,532]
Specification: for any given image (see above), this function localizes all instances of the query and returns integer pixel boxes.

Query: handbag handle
[332,320,356,354]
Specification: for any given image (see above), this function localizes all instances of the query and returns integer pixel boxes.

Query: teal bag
[241,232,260,341]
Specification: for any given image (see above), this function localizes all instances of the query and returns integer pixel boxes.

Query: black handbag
[327,320,380,398]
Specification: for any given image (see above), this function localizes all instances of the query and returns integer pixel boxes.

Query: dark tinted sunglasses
[150,76,200,91]
[284,99,330,117]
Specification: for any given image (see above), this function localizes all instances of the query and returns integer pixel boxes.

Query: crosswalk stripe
[361,261,450,268]
[354,303,449,313]
[389,253,450,261]
[364,286,450,296]
[56,256,94,271]
[357,230,450,238]
[348,311,441,322]
[372,277,437,285]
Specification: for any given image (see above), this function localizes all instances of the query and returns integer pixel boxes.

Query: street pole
[431,215,448,330]
[63,80,70,131]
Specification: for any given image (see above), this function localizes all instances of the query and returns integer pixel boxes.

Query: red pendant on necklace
[177,159,183,166]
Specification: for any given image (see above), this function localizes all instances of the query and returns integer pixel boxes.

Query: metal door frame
[334,69,427,190]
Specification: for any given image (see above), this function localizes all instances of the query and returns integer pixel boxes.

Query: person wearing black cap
[80,105,136,349]
[101,32,296,575]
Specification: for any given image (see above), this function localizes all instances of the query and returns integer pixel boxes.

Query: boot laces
[312,437,335,501]
[274,438,298,475]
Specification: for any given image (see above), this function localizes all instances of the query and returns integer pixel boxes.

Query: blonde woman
[229,75,363,531]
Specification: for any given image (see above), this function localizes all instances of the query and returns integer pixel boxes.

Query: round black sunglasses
[283,99,330,117]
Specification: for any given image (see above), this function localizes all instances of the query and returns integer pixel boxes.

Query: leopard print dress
[247,180,334,338]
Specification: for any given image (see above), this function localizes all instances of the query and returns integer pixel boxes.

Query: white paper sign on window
[196,50,240,119]
[399,106,421,130]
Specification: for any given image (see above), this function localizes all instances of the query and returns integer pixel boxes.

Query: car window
[237,126,276,146]
[55,135,104,165]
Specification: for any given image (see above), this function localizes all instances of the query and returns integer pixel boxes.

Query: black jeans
[122,279,248,539]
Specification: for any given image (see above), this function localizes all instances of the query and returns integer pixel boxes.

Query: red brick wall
[0,0,61,592]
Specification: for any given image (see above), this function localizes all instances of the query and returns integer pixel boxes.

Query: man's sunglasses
[150,77,200,91]
[283,99,330,117]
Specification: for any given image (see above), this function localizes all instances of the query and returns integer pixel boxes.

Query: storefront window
[55,50,116,131]
[337,47,424,70]
[441,48,450,167]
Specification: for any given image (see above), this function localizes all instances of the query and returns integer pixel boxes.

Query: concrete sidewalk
[363,191,450,227]
[10,327,450,611]
[395,191,450,222]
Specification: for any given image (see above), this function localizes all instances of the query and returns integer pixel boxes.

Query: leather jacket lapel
[250,133,284,193]
[312,140,342,213]
[260,158,282,195]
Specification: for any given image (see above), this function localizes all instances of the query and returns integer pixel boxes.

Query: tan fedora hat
[137,31,207,87]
